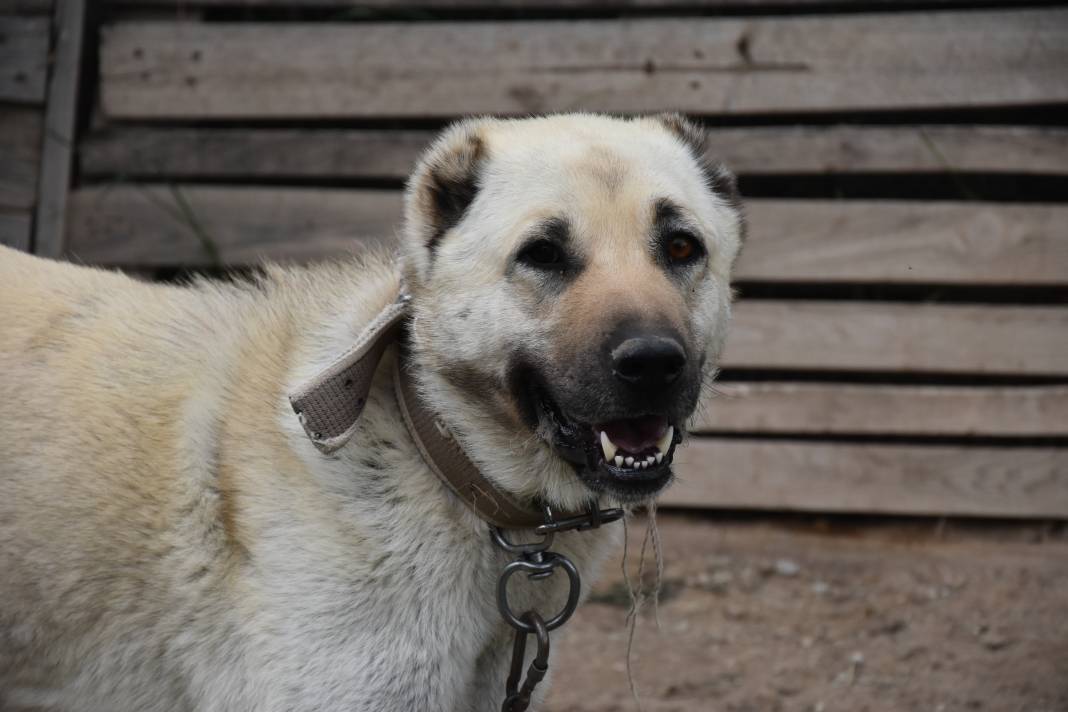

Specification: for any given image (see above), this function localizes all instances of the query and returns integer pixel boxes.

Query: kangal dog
[0,114,744,711]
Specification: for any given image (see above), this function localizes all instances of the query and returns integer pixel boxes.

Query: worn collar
[288,294,590,530]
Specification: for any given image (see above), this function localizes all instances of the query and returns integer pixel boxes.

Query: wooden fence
[5,0,1068,518]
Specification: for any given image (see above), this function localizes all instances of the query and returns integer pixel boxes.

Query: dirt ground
[544,513,1068,712]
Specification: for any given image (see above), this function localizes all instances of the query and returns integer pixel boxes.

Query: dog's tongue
[599,415,669,454]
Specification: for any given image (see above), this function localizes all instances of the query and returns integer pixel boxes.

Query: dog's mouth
[529,382,681,501]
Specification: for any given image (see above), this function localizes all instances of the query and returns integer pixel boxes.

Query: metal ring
[497,554,581,633]
[522,612,551,667]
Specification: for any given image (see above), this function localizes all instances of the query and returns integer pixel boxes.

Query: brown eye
[665,232,703,265]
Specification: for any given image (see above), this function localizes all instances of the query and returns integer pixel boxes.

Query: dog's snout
[611,336,687,391]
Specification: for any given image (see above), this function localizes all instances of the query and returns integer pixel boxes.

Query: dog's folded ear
[403,119,488,284]
[646,113,741,213]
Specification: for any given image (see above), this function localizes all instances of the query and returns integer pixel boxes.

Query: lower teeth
[610,455,662,469]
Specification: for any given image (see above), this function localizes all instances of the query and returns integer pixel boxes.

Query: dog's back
[0,247,252,707]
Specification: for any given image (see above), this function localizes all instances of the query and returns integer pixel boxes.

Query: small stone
[980,631,1012,651]
[774,559,801,577]
[871,619,907,636]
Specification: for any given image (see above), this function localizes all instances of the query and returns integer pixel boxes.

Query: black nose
[611,336,687,390]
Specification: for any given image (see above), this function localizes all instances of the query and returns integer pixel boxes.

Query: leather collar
[288,294,586,530]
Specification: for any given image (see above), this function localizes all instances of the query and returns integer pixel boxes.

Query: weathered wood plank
[34,0,86,258]
[0,0,52,13]
[63,187,1068,286]
[740,200,1068,286]
[0,108,42,210]
[99,11,1068,118]
[0,212,32,251]
[693,384,1068,437]
[80,129,431,180]
[724,301,1068,376]
[0,16,49,104]
[706,126,1068,176]
[78,126,1068,180]
[65,186,403,266]
[666,440,1068,518]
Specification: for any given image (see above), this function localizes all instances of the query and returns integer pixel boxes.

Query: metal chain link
[501,612,550,712]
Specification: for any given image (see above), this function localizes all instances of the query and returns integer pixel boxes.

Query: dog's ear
[403,119,488,286]
[647,113,741,213]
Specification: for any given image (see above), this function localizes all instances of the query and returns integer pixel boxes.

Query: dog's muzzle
[517,321,699,501]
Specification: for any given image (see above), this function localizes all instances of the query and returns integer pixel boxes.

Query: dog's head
[401,114,744,509]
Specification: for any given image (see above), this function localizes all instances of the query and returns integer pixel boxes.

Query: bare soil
[545,513,1068,712]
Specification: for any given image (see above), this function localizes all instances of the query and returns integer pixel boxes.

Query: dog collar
[289,294,601,530]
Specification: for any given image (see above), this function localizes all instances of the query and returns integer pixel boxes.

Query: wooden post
[33,0,85,258]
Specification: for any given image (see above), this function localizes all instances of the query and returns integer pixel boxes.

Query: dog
[0,113,744,711]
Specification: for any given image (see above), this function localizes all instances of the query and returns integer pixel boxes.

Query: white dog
[0,113,744,711]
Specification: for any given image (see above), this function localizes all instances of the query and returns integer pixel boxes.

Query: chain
[492,505,624,712]
[500,612,550,712]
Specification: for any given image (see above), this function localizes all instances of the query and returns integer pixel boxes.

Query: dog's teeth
[656,452,664,464]
[599,431,617,461]
[657,426,674,454]
[625,456,634,467]
[639,461,647,469]
[614,455,624,467]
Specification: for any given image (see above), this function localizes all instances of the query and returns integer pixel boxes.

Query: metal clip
[534,505,624,536]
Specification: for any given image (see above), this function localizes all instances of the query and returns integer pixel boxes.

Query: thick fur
[0,114,744,711]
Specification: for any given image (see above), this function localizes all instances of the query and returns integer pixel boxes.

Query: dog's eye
[664,232,704,265]
[518,240,565,269]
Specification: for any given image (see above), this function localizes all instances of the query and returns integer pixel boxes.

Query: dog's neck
[289,292,594,531]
